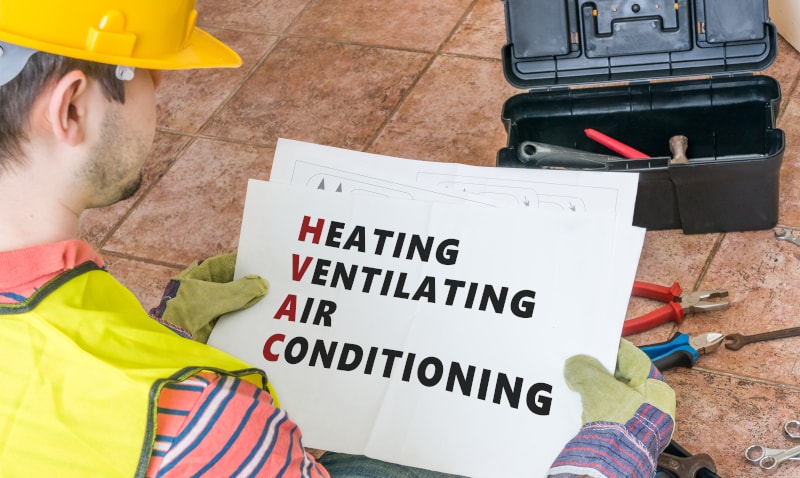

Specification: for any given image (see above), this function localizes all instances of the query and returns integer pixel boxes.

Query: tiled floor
[78,1,800,476]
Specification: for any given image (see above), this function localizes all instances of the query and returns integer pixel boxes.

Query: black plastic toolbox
[497,0,785,233]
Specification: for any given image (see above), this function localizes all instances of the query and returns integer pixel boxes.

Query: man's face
[81,68,161,208]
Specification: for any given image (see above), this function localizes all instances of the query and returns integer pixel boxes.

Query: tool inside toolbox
[497,0,784,234]
[500,75,782,166]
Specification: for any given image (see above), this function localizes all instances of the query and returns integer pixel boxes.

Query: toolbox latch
[584,0,692,58]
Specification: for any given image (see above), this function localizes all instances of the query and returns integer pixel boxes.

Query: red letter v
[292,254,314,281]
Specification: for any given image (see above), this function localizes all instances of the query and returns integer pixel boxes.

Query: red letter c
[263,334,286,361]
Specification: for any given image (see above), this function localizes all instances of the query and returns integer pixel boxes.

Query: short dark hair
[0,51,126,171]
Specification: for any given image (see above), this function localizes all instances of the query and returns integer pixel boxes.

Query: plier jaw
[622,281,730,336]
[639,332,724,371]
[689,332,725,355]
[679,289,730,314]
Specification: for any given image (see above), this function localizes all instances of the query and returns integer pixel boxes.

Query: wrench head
[658,452,717,476]
[775,228,800,246]
[724,333,746,351]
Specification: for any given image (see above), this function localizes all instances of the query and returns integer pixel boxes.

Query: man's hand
[548,339,676,478]
[149,253,268,343]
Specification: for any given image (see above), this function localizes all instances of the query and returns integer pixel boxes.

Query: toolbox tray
[497,0,785,233]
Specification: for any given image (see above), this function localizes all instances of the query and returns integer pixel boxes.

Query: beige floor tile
[197,0,312,34]
[443,0,507,59]
[290,0,473,51]
[666,368,800,478]
[677,230,800,384]
[623,229,722,346]
[762,36,800,102]
[202,38,431,150]
[635,230,722,288]
[778,97,800,226]
[370,55,521,166]
[104,139,274,266]
[157,28,279,133]
[79,132,191,248]
[102,255,182,314]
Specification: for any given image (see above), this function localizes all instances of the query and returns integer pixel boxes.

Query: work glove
[149,253,268,343]
[548,339,676,478]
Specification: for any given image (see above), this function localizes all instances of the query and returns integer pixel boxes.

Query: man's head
[0,48,126,173]
[0,0,240,206]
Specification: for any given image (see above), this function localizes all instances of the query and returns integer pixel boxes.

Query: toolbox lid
[502,0,777,89]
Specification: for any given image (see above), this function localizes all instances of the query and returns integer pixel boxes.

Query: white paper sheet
[270,138,639,222]
[269,139,644,351]
[209,176,643,477]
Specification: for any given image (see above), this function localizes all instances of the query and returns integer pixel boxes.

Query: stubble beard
[83,108,151,208]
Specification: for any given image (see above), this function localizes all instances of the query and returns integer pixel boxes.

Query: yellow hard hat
[0,0,241,70]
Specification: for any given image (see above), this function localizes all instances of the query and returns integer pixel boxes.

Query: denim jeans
[318,452,469,478]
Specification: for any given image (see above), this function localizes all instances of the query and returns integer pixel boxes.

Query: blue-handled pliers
[640,332,725,371]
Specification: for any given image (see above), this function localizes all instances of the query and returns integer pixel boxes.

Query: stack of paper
[208,139,645,477]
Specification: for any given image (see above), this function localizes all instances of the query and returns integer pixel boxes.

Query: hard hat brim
[0,27,242,70]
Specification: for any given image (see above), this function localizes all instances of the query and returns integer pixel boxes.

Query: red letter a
[274,294,297,321]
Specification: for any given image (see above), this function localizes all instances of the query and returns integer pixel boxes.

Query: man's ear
[46,70,91,147]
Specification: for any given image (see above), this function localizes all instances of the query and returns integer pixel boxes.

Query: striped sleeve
[147,371,329,478]
[547,364,675,478]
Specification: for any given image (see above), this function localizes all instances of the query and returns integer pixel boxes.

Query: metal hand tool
[639,332,724,371]
[746,420,800,473]
[785,420,800,438]
[622,281,729,336]
[657,451,717,477]
[724,327,800,350]
[515,141,618,169]
[746,444,800,473]
[775,228,800,247]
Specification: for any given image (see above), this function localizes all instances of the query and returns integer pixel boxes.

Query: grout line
[99,249,189,270]
[193,38,282,135]
[438,0,482,53]
[93,132,198,248]
[282,0,318,33]
[777,75,799,124]
[360,55,435,152]
[693,232,725,290]
[196,1,499,155]
[688,366,800,392]
[362,0,482,152]
[152,129,279,150]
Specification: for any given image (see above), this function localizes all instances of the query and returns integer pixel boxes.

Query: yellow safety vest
[0,263,277,478]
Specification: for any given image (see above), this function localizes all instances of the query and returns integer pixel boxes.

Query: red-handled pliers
[622,281,729,336]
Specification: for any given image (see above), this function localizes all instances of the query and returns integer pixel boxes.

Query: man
[0,1,674,477]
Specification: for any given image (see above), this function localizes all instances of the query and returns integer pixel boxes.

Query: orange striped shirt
[0,240,329,478]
